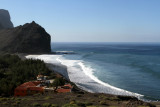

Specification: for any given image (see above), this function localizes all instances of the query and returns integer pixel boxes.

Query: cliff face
[0,21,51,54]
[0,9,13,30]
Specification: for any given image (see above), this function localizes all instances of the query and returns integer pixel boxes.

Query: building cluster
[14,75,72,96]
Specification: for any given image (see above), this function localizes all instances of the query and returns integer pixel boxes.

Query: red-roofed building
[56,84,72,93]
[14,81,44,96]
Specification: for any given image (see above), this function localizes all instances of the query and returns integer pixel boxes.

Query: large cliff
[0,21,51,54]
[0,9,13,30]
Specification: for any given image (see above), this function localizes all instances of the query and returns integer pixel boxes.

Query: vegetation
[32,102,41,107]
[62,103,78,107]
[44,96,53,100]
[0,92,156,107]
[42,103,51,107]
[52,77,65,89]
[0,54,52,96]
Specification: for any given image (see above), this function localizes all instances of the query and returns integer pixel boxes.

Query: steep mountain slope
[0,21,51,54]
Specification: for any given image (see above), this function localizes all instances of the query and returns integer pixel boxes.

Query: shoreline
[24,55,146,98]
[23,54,159,106]
[45,56,160,106]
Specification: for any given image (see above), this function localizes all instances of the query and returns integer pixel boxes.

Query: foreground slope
[0,21,51,54]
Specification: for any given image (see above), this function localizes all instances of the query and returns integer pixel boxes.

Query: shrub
[138,106,149,107]
[15,98,21,101]
[76,102,85,106]
[32,102,41,107]
[108,106,118,107]
[44,96,52,100]
[62,103,78,107]
[42,103,51,107]
[87,105,99,107]
[98,95,107,99]
[51,104,59,107]
[76,95,82,97]
[52,77,65,89]
[2,102,8,105]
[70,100,76,104]
[10,97,15,100]
[99,101,106,105]
[15,101,20,104]
[12,103,18,106]
[0,97,8,101]
[84,102,93,106]
[64,96,70,100]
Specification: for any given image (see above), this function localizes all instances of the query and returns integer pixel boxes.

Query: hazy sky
[1,0,160,42]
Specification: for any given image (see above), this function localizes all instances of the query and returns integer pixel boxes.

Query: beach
[26,54,143,100]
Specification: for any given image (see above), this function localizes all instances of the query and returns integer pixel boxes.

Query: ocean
[28,42,160,101]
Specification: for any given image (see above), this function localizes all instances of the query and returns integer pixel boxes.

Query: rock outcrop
[0,9,13,30]
[0,21,51,54]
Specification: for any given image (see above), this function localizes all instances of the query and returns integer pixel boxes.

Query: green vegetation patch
[44,96,53,100]
[62,103,79,107]
[32,102,41,107]
[0,54,52,96]
[42,103,51,107]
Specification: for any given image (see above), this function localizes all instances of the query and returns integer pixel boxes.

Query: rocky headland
[0,21,51,54]
[0,9,51,54]
[0,9,13,30]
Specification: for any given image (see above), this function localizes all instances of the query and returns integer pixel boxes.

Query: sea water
[27,42,160,101]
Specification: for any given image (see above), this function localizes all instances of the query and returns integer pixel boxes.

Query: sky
[1,0,160,42]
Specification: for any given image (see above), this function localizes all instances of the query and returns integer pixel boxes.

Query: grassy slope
[0,91,156,107]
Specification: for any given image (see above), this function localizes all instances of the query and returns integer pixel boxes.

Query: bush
[70,100,76,104]
[15,101,20,104]
[62,103,78,107]
[42,103,51,107]
[99,100,106,105]
[51,104,59,107]
[87,105,99,107]
[0,97,8,101]
[52,77,65,87]
[2,102,8,105]
[76,102,85,106]
[32,102,41,107]
[44,96,52,100]
[84,102,93,106]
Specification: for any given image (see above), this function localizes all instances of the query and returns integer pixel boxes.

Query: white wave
[56,56,143,98]
[78,62,143,97]
[26,54,143,99]
[26,54,62,64]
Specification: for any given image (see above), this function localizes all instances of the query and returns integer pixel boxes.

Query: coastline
[24,54,152,101]
[12,53,157,106]
[26,55,143,96]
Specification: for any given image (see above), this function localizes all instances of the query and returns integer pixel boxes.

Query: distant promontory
[0,9,13,30]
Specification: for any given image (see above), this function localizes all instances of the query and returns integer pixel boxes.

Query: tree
[52,77,65,90]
